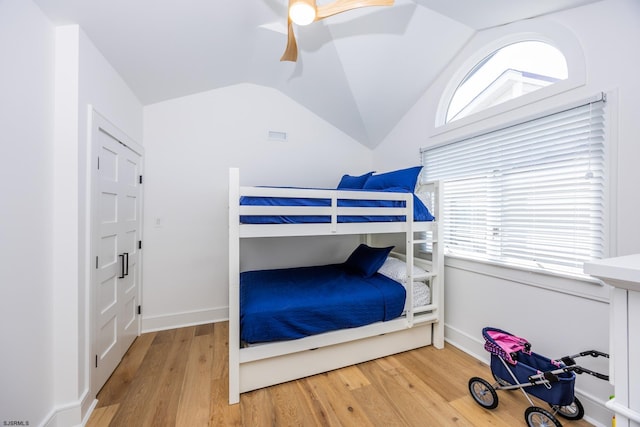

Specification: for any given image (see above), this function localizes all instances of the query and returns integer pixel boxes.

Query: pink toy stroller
[468,327,609,427]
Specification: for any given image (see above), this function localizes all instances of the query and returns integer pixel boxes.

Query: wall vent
[268,130,287,141]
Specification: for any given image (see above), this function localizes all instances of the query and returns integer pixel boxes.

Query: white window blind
[421,96,606,275]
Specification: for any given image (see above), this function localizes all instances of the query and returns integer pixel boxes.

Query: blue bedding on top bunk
[239,187,434,224]
[240,264,406,343]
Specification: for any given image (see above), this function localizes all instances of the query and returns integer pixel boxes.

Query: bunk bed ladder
[432,181,445,348]
[228,168,241,404]
[406,192,415,328]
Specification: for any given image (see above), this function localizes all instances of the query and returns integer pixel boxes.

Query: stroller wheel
[524,406,562,427]
[468,377,498,409]
[549,397,584,420]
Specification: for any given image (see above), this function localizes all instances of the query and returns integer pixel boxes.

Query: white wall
[374,0,640,425]
[52,23,143,424]
[142,83,373,331]
[0,3,143,424]
[0,1,55,425]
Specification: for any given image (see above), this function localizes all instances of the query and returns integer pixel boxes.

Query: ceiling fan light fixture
[289,0,316,26]
[281,0,395,62]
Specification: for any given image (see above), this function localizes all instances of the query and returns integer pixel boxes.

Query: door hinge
[97,157,100,170]
[96,256,99,269]
[138,240,142,250]
[95,354,98,368]
[139,175,143,184]
[137,305,142,315]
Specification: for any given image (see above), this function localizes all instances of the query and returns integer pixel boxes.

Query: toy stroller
[468,327,609,427]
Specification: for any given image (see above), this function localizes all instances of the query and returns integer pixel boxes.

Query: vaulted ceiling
[33,0,600,147]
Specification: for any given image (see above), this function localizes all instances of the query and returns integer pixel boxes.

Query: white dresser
[584,254,640,427]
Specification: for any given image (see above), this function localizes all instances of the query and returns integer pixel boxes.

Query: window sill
[443,254,610,303]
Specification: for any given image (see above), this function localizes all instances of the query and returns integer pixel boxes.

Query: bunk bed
[228,167,444,404]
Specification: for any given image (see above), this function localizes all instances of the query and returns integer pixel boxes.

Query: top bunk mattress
[239,188,434,224]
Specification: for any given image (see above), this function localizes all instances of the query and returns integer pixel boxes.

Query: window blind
[421,97,606,275]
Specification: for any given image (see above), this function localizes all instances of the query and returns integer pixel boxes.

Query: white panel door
[91,111,142,393]
[116,143,141,352]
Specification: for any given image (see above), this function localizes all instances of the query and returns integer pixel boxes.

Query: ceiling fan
[281,0,395,62]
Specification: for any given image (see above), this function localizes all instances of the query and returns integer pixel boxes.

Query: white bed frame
[228,167,444,404]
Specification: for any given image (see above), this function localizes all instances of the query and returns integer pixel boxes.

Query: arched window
[426,28,605,279]
[446,41,568,123]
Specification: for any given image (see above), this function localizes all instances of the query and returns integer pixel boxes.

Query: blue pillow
[337,171,374,189]
[379,187,435,221]
[363,166,423,192]
[343,244,394,278]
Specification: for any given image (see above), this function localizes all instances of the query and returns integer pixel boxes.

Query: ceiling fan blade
[316,0,394,20]
[280,17,298,62]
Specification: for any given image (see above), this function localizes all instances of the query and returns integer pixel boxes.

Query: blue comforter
[240,264,406,343]
[240,187,434,224]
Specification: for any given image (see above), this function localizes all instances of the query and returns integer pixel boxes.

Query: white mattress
[405,281,431,310]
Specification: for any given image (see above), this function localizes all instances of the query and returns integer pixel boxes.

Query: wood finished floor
[87,322,594,427]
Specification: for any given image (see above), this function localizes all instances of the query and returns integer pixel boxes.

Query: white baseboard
[40,408,57,427]
[81,400,98,426]
[141,306,228,333]
[38,397,97,427]
[444,324,488,364]
[39,399,82,427]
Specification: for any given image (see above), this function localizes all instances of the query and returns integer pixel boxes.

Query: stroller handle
[527,363,610,385]
[566,365,610,381]
[558,349,609,381]
[561,349,609,364]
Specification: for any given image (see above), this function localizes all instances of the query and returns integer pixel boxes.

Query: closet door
[115,143,142,353]
[92,112,142,393]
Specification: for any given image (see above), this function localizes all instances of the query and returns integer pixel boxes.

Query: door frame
[88,105,145,397]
